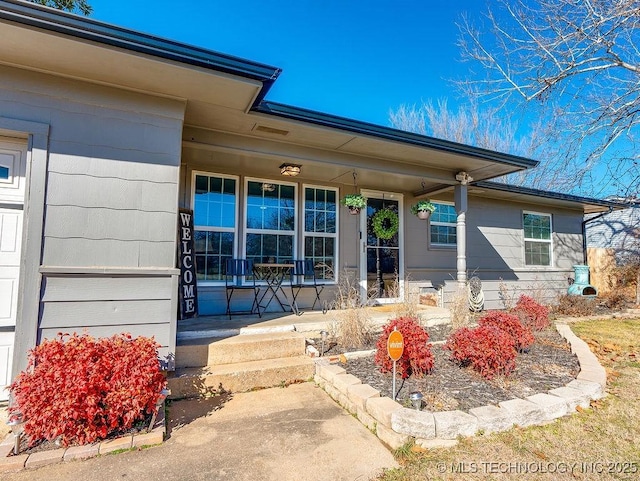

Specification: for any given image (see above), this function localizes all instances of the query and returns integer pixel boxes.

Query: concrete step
[167,356,316,399]
[175,331,307,369]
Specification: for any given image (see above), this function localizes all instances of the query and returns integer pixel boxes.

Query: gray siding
[440,273,572,311]
[39,273,175,365]
[0,65,184,367]
[407,194,583,309]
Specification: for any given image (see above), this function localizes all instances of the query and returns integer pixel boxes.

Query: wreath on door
[372,208,399,240]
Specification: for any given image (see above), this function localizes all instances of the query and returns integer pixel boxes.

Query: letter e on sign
[387,330,404,361]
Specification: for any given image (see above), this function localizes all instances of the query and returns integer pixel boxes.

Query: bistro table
[253,262,299,315]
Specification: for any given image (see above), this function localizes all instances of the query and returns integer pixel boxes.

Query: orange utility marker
[387,328,404,400]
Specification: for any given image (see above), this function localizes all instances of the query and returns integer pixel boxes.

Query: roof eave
[0,0,281,85]
[254,101,539,171]
[474,181,629,212]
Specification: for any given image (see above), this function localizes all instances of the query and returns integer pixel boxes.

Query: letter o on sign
[387,330,404,361]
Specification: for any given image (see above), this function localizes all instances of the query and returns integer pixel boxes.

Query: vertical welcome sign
[178,208,198,319]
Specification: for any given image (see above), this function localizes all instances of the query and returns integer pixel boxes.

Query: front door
[0,137,27,401]
[360,191,403,303]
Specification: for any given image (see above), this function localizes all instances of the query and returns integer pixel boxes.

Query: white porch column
[454,172,473,284]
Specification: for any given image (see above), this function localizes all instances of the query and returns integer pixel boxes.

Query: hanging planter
[341,194,367,215]
[410,200,436,220]
[372,208,399,240]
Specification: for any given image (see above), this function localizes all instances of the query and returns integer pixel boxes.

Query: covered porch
[178,103,536,318]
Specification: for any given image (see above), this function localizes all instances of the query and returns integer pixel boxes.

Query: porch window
[245,179,296,263]
[192,173,237,282]
[303,186,337,280]
[0,166,7,180]
[523,211,552,266]
[430,202,457,246]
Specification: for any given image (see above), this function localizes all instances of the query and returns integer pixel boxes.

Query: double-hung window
[523,211,553,266]
[303,186,338,281]
[430,202,457,246]
[192,173,237,282]
[245,179,296,264]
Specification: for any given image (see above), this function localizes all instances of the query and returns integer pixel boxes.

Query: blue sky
[89,0,483,126]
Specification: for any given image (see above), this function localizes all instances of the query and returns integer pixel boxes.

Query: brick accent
[63,444,100,461]
[132,429,164,448]
[25,448,65,469]
[99,434,133,455]
[366,397,403,428]
[0,454,28,472]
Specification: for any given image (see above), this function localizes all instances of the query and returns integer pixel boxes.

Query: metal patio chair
[225,258,261,319]
[289,259,326,314]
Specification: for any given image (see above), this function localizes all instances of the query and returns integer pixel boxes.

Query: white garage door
[0,138,26,401]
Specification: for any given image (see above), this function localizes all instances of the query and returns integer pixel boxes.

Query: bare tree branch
[389,99,581,192]
[457,0,640,195]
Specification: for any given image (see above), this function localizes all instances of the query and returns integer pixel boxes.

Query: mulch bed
[333,326,580,412]
[9,414,153,456]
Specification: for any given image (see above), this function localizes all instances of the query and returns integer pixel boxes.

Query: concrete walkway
[9,383,397,481]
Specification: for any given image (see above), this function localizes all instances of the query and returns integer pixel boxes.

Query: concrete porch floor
[177,305,452,343]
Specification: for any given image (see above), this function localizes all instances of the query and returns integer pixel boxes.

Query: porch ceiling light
[280,163,301,176]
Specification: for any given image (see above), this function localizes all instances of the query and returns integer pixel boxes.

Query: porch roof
[471,181,629,214]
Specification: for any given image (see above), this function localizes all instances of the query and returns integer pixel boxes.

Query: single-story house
[0,0,624,398]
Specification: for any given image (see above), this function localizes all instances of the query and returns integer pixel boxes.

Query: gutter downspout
[581,207,614,265]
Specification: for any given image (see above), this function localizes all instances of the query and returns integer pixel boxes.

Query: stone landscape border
[314,323,607,450]
[0,403,167,473]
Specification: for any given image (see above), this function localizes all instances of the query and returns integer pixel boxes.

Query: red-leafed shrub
[478,310,534,351]
[9,333,166,447]
[374,317,434,379]
[444,325,517,379]
[513,295,550,331]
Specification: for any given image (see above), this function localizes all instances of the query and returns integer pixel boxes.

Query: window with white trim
[523,211,552,266]
[303,186,337,280]
[0,150,11,181]
[430,202,457,246]
[245,179,296,264]
[193,173,237,281]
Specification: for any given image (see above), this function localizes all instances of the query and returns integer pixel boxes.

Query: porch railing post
[455,172,473,285]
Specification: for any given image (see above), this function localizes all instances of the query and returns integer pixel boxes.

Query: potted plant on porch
[341,193,367,215]
[410,200,436,220]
